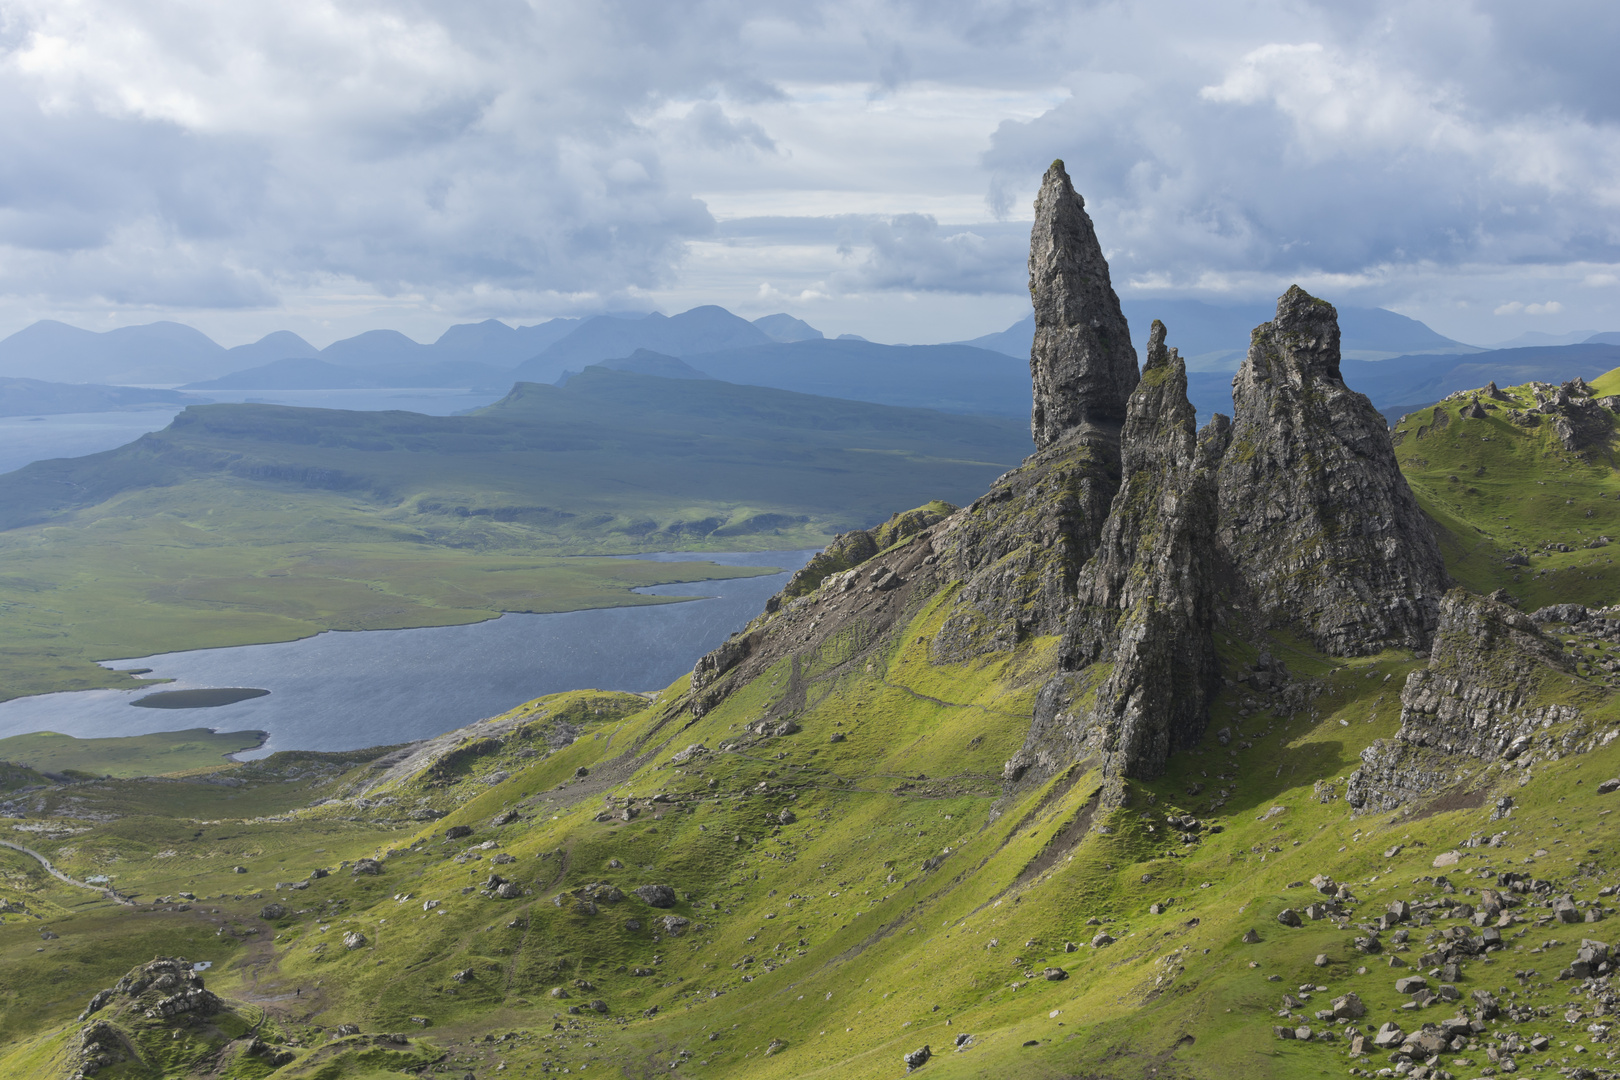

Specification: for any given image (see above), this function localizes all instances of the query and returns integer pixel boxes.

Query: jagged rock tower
[929,161,1140,659]
[1009,321,1223,789]
[1027,160,1140,448]
[1216,286,1447,655]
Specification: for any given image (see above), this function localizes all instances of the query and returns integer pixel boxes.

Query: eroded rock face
[1007,322,1221,786]
[931,435,1121,660]
[1347,590,1579,811]
[779,503,955,601]
[1216,286,1447,655]
[1027,159,1139,450]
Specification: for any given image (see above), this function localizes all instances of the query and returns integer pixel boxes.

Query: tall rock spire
[1005,320,1222,790]
[1216,286,1447,654]
[1027,160,1139,449]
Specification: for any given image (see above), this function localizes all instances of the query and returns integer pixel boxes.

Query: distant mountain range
[2,303,1618,425]
[958,301,1485,370]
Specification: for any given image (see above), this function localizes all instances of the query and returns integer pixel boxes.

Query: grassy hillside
[4,371,1620,1078]
[0,370,1030,700]
[0,729,267,779]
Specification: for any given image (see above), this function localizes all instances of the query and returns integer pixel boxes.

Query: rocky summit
[8,171,1620,1080]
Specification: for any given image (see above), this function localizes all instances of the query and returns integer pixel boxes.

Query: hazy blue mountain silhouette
[510,306,772,383]
[752,313,824,342]
[225,331,320,367]
[681,339,1028,417]
[554,350,714,387]
[0,377,196,417]
[185,357,512,392]
[0,320,231,384]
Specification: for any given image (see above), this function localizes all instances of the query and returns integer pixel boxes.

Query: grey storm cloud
[0,0,1612,322]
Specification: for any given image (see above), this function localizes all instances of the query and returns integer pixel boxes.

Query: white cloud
[1494,300,1564,315]
[0,0,1612,346]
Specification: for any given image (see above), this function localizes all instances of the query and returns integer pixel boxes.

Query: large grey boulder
[634,884,677,908]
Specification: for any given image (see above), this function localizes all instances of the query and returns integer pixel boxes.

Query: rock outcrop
[930,434,1122,659]
[1007,322,1222,786]
[1347,590,1579,811]
[1216,286,1447,655]
[71,957,225,1076]
[1027,160,1139,450]
[779,502,955,601]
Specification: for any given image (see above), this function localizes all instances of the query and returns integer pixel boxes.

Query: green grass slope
[0,729,267,779]
[6,373,1620,1078]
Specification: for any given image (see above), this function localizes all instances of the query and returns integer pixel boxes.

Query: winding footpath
[0,838,134,905]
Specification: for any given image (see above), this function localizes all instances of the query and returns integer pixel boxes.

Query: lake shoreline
[0,549,816,758]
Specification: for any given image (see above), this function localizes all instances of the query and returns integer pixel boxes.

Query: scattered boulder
[1276,909,1303,928]
[1330,993,1365,1020]
[444,825,473,840]
[1372,1022,1405,1049]
[258,903,288,920]
[351,858,382,876]
[903,1044,932,1072]
[343,931,367,950]
[635,884,678,908]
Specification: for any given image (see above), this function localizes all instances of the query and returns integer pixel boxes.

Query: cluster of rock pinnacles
[697,160,1573,810]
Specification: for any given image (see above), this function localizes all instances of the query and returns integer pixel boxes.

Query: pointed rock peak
[1027,160,1138,449]
[1265,285,1342,383]
[1218,288,1447,655]
[1121,321,1196,475]
[1143,319,1172,371]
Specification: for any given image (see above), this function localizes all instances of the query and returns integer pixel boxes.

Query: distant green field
[0,370,1030,700]
[0,728,265,778]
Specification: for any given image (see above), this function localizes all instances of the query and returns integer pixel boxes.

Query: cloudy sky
[0,0,1614,347]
